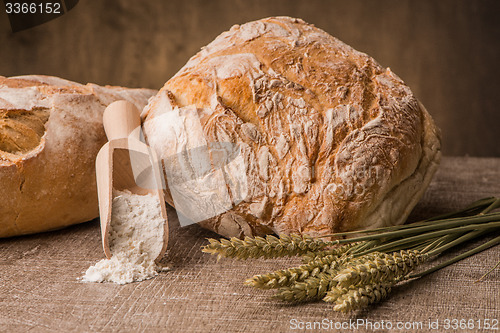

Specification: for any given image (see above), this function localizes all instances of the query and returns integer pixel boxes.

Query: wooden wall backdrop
[0,0,499,156]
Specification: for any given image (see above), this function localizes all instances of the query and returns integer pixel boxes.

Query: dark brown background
[1,0,499,156]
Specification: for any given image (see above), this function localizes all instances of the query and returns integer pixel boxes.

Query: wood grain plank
[0,157,498,332]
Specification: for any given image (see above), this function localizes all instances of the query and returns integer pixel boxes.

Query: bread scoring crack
[0,107,49,156]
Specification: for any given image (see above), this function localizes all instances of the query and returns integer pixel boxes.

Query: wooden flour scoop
[95,100,168,261]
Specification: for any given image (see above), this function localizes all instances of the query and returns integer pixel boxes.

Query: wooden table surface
[1,156,499,332]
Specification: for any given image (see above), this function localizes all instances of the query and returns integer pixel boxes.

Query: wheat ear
[202,234,331,260]
[325,282,394,312]
[333,250,427,288]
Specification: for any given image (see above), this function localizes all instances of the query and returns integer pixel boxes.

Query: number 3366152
[5,2,61,14]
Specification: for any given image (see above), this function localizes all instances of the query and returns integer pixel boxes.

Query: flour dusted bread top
[142,17,441,238]
[0,75,156,237]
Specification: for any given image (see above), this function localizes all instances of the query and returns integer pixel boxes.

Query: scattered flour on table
[82,190,165,284]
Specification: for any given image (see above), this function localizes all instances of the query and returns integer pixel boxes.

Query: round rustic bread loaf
[0,75,156,237]
[142,16,441,238]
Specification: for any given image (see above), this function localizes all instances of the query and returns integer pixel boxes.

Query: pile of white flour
[82,190,165,284]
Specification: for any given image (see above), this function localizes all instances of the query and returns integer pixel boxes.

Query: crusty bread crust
[0,75,156,237]
[142,17,441,238]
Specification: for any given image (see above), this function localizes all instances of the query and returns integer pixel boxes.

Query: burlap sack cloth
[1,157,498,332]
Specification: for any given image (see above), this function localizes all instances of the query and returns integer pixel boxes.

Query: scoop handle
[103,100,141,141]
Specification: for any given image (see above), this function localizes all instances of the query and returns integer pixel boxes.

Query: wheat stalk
[201,197,500,312]
[333,250,427,288]
[244,254,343,289]
[325,282,394,312]
[270,255,355,302]
[202,234,332,260]
[246,250,355,290]
[272,272,338,302]
[301,242,361,263]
